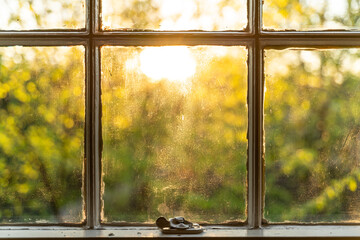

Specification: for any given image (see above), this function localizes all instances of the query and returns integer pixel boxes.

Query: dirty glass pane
[0,46,85,223]
[265,48,360,222]
[102,0,247,31]
[0,0,85,30]
[263,0,360,30]
[102,46,247,223]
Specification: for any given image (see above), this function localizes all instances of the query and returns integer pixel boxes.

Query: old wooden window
[1,0,360,238]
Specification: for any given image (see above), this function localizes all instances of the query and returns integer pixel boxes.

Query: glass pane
[263,0,360,30]
[265,48,360,222]
[0,46,85,223]
[102,0,247,31]
[102,46,247,223]
[0,0,85,30]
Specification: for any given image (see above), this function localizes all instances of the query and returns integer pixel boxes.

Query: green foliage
[265,49,360,222]
[101,47,247,223]
[0,47,84,223]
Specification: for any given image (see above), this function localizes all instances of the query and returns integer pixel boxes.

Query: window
[1,0,360,238]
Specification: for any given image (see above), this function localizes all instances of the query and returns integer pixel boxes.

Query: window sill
[1,225,360,239]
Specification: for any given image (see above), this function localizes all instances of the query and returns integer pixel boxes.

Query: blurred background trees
[0,47,84,222]
[1,0,360,224]
[0,0,84,30]
[263,0,360,222]
[265,48,360,222]
[101,47,248,223]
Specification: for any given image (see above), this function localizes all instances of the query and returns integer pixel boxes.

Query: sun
[139,46,197,83]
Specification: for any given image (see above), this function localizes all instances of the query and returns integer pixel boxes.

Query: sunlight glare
[140,46,196,83]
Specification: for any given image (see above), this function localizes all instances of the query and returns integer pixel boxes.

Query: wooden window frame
[1,0,360,238]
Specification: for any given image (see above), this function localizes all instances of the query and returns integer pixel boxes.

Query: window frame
[1,0,360,238]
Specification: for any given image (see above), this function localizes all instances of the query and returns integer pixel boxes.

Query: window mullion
[85,0,101,229]
[85,42,101,229]
[94,0,100,34]
[247,0,263,229]
[94,45,102,228]
[247,41,264,229]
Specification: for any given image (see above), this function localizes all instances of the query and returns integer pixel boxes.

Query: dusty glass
[101,0,247,31]
[101,46,248,223]
[0,0,85,30]
[265,48,360,222]
[263,0,360,31]
[0,46,85,223]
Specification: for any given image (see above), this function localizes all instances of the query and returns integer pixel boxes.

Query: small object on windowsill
[156,216,204,234]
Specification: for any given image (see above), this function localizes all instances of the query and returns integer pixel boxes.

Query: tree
[0,47,84,222]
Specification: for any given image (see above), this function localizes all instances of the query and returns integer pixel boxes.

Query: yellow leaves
[68,136,82,152]
[286,94,296,105]
[102,93,113,105]
[275,0,288,8]
[114,116,131,129]
[21,164,38,180]
[279,8,289,18]
[267,0,292,17]
[38,105,57,124]
[64,118,74,129]
[223,129,247,145]
[114,88,125,99]
[20,71,31,82]
[224,112,244,127]
[0,47,86,220]
[51,68,64,81]
[58,114,76,129]
[0,132,13,155]
[60,89,71,102]
[236,131,247,143]
[307,174,360,216]
[28,126,55,159]
[224,129,234,145]
[315,197,325,211]
[282,165,292,176]
[301,100,310,111]
[0,83,10,99]
[348,178,357,192]
[294,2,303,14]
[26,82,37,93]
[38,76,49,89]
[326,188,335,199]
[282,149,315,175]
[37,104,46,115]
[17,183,30,194]
[73,86,83,97]
[295,149,314,163]
[38,105,73,125]
[13,87,30,103]
[5,116,14,126]
[44,112,55,123]
[224,92,246,108]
